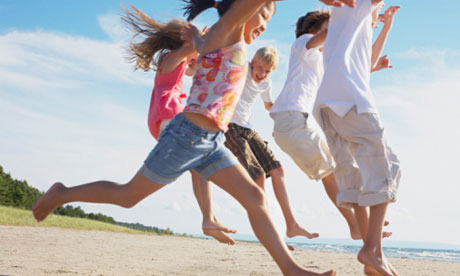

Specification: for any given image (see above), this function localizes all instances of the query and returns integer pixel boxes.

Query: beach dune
[1,225,458,276]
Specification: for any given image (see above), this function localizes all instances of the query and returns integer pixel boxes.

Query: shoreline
[1,225,459,275]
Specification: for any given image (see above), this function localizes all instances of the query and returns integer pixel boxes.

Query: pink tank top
[147,58,187,140]
[184,41,248,131]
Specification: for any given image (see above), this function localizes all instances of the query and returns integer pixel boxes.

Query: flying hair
[121,5,188,71]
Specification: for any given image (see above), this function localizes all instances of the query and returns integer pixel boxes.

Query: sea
[192,234,460,263]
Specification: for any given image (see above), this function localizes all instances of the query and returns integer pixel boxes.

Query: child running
[313,1,401,275]
[33,0,350,275]
[121,5,237,245]
[224,46,319,241]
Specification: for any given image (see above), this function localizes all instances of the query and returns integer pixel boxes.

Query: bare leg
[353,205,392,239]
[33,171,164,222]
[357,202,396,276]
[269,167,319,239]
[254,172,299,250]
[353,204,395,276]
[190,170,236,245]
[253,173,266,191]
[322,174,361,240]
[352,204,369,238]
[209,165,336,276]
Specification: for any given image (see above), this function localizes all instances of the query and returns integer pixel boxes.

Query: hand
[373,54,392,72]
[320,0,355,8]
[180,23,201,44]
[381,6,401,28]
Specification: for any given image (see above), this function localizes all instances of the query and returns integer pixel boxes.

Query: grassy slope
[0,205,142,234]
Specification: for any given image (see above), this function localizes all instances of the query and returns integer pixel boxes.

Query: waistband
[274,110,309,119]
[171,113,222,141]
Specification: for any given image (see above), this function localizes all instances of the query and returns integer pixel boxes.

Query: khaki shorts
[273,111,335,181]
[319,107,401,208]
[224,123,281,180]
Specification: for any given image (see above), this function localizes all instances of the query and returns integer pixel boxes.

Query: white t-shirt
[270,34,324,117]
[314,0,378,122]
[230,64,273,129]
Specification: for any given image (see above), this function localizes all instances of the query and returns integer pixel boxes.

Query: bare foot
[287,243,295,251]
[384,258,399,276]
[202,219,237,245]
[202,219,237,234]
[364,257,398,276]
[286,223,319,239]
[203,229,235,245]
[364,265,381,276]
[383,231,392,238]
[358,247,393,276]
[33,182,65,222]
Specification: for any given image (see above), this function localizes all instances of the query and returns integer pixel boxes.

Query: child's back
[315,0,376,119]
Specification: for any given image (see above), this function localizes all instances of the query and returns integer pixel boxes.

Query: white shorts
[273,111,335,181]
[319,107,401,208]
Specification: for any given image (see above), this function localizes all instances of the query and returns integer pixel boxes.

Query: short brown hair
[295,10,331,38]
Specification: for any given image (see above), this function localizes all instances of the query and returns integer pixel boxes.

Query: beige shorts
[319,107,401,208]
[273,111,335,181]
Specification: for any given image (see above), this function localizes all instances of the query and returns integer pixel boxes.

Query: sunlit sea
[193,234,460,263]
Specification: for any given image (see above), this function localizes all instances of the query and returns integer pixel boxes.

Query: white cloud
[1,23,460,245]
[98,12,131,43]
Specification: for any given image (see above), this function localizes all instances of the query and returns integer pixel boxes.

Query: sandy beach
[1,225,458,276]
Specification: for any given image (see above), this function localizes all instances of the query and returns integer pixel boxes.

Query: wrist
[382,22,393,31]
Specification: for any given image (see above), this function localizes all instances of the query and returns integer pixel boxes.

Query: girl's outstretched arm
[161,44,196,73]
[198,0,277,54]
[218,0,278,31]
[371,6,401,70]
[320,0,355,8]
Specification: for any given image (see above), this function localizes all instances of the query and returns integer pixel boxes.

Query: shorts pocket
[274,112,304,133]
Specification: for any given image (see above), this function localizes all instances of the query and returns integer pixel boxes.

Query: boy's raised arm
[371,6,401,71]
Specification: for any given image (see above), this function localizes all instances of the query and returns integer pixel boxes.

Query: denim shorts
[140,113,239,185]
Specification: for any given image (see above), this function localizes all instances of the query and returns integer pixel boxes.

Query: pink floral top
[184,41,248,131]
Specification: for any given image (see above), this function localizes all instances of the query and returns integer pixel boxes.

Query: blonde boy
[225,47,319,240]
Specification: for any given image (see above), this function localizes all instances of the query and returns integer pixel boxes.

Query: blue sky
[1,0,460,246]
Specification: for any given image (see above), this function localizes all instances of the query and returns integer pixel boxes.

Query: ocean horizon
[192,233,460,263]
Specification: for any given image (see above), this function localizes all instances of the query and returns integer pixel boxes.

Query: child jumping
[270,10,363,240]
[223,46,319,241]
[121,5,237,245]
[313,1,401,275]
[33,0,346,275]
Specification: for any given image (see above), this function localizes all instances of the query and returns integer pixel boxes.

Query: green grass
[0,205,143,234]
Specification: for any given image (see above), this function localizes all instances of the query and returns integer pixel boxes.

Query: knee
[269,166,284,179]
[254,174,266,189]
[120,199,139,209]
[118,184,142,209]
[243,184,267,212]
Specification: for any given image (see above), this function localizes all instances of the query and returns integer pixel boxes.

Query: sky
[1,0,460,247]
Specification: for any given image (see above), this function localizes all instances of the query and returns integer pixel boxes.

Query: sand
[1,225,458,276]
